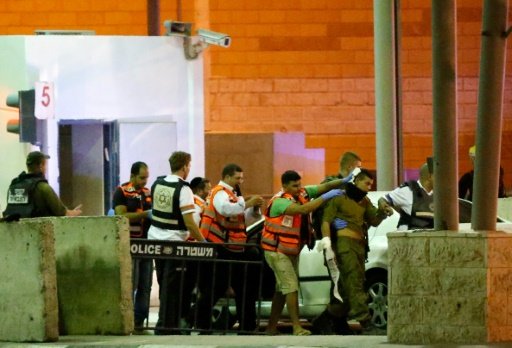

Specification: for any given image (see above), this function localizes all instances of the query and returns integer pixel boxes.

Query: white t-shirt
[148,174,195,241]
[212,181,246,216]
[384,180,433,230]
[192,194,205,226]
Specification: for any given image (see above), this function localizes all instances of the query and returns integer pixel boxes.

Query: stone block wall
[388,229,512,344]
[487,231,512,341]
[51,216,133,335]
[0,216,132,342]
[0,219,58,342]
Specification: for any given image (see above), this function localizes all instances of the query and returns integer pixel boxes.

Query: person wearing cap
[378,163,434,230]
[458,145,506,201]
[3,151,82,218]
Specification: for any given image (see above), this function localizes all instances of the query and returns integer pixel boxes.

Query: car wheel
[365,271,388,329]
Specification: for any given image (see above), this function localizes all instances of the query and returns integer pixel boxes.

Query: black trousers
[154,258,197,333]
[192,246,261,332]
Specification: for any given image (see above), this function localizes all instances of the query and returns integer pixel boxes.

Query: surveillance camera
[164,20,192,37]
[197,29,231,48]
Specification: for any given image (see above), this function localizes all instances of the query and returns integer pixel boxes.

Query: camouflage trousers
[329,236,370,324]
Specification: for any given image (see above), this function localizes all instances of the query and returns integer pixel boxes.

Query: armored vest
[3,172,46,218]
[150,176,187,231]
[397,180,434,229]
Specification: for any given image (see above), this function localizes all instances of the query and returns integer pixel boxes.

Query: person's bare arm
[114,205,149,222]
[183,212,206,242]
[283,197,326,215]
[316,179,345,195]
[66,204,82,216]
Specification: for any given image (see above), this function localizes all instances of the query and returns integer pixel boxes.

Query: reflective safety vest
[151,176,187,231]
[261,189,310,255]
[117,182,152,238]
[200,185,247,251]
[187,196,206,242]
[194,196,205,217]
[3,172,46,218]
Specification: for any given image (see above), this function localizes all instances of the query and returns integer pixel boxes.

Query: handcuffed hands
[331,218,348,230]
[321,189,344,201]
[316,236,332,252]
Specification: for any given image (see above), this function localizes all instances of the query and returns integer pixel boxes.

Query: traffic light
[5,89,44,145]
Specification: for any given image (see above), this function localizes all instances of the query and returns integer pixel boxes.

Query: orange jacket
[200,185,247,251]
[194,196,205,214]
[261,189,310,255]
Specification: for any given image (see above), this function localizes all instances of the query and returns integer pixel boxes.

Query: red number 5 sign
[35,81,55,120]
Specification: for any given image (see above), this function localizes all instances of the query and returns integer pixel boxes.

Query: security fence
[130,238,265,335]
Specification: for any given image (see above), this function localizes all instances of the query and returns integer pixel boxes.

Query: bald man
[378,163,434,230]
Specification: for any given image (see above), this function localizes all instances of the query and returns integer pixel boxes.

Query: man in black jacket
[3,151,81,218]
[378,163,433,230]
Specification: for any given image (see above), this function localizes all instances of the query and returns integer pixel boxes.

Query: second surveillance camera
[197,29,231,48]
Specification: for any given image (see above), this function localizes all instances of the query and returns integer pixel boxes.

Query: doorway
[58,120,177,216]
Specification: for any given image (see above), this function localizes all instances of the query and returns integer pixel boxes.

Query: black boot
[332,316,354,335]
[312,310,355,335]
[311,310,336,335]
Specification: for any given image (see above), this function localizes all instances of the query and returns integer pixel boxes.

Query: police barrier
[131,239,217,259]
[130,239,264,335]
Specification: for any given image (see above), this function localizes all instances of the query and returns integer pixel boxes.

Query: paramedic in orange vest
[195,163,264,332]
[190,177,211,226]
[261,170,348,336]
[112,161,152,331]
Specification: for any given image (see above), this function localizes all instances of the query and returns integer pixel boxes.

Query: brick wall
[1,0,511,189]
[0,0,196,35]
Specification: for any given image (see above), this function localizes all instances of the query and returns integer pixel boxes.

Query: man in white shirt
[148,151,206,334]
[193,163,264,333]
[378,163,434,231]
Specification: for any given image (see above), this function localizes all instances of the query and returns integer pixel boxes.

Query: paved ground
[1,334,512,348]
[2,309,510,347]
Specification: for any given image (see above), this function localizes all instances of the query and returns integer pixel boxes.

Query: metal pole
[147,0,160,36]
[177,0,183,21]
[374,0,398,190]
[472,0,509,230]
[432,0,458,231]
[394,0,404,185]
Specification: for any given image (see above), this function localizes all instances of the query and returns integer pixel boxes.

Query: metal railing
[130,239,265,335]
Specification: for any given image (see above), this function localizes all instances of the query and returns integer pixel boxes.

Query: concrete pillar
[472,0,509,230]
[431,0,458,230]
[0,220,58,342]
[53,216,133,335]
[373,0,398,190]
[388,229,512,343]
